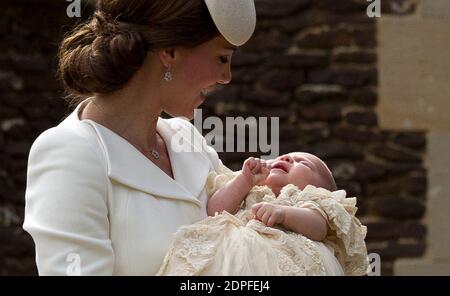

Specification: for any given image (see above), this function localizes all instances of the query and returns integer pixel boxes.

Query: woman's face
[161,35,236,119]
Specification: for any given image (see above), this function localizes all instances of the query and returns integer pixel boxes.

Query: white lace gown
[157,169,369,276]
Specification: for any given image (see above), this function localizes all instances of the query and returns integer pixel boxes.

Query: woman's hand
[251,202,286,227]
[241,157,270,187]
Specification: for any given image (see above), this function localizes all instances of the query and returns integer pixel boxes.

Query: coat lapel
[70,102,211,207]
[158,118,211,202]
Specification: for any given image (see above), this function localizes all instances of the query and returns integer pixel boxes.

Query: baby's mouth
[271,162,289,173]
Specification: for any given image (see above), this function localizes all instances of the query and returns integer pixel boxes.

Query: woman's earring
[164,65,173,82]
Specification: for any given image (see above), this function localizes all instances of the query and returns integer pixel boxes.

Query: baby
[158,152,368,276]
[207,152,337,241]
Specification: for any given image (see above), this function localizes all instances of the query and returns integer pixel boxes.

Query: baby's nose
[279,155,293,163]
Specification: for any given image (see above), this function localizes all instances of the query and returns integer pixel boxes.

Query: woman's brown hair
[58,0,219,102]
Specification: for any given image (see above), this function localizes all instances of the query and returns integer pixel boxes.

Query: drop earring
[164,65,173,82]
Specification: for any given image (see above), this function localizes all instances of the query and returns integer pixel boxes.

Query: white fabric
[157,171,369,276]
[23,98,223,275]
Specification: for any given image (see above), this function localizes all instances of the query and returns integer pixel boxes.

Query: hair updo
[58,0,219,101]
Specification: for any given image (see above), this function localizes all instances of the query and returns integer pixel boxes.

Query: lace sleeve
[205,164,238,197]
[279,184,369,276]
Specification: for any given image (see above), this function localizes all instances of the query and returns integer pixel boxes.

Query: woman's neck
[81,90,163,154]
[79,52,167,154]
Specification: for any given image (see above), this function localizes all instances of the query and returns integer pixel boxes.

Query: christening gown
[157,167,369,276]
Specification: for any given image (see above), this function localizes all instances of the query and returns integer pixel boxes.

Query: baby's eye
[219,56,229,64]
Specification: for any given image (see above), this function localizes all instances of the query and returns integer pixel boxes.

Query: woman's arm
[23,128,114,275]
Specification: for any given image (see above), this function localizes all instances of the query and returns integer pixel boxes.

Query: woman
[23,0,256,275]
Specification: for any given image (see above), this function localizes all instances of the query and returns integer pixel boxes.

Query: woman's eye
[219,56,229,64]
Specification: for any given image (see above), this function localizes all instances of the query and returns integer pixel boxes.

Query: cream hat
[204,0,257,46]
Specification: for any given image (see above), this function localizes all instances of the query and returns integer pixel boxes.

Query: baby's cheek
[289,171,312,189]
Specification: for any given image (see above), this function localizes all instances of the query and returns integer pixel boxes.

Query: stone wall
[0,0,426,275]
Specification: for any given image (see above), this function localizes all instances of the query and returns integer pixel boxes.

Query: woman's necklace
[144,133,160,160]
[88,98,160,160]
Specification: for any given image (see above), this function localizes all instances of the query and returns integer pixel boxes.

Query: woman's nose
[218,67,232,85]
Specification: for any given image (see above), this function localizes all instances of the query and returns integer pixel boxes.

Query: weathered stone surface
[388,162,425,176]
[232,68,261,84]
[333,125,382,143]
[4,140,31,158]
[295,84,346,104]
[313,0,369,12]
[372,196,425,219]
[241,87,291,106]
[369,143,422,164]
[306,67,378,88]
[249,106,292,122]
[381,0,417,15]
[279,142,313,156]
[349,87,378,106]
[0,0,426,276]
[256,0,312,18]
[204,86,240,105]
[332,47,377,64]
[279,125,301,141]
[265,50,330,68]
[392,132,426,150]
[354,161,388,181]
[330,162,357,181]
[298,123,330,143]
[232,51,263,67]
[307,67,377,87]
[312,140,363,160]
[363,218,427,240]
[259,10,374,34]
[335,180,363,196]
[244,29,290,53]
[343,108,378,126]
[261,69,305,91]
[366,176,409,197]
[366,239,426,261]
[295,24,376,49]
[299,103,342,122]
[405,171,427,195]
[0,171,15,202]
[0,105,18,120]
[0,132,5,150]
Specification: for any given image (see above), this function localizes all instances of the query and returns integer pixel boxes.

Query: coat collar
[66,99,211,207]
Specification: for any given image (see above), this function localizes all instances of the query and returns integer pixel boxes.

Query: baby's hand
[242,157,270,187]
[251,202,286,227]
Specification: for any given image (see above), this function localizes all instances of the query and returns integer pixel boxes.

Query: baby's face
[264,152,334,195]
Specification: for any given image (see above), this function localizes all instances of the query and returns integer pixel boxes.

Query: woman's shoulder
[29,116,105,164]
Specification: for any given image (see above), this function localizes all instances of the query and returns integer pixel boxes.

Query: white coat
[23,99,224,275]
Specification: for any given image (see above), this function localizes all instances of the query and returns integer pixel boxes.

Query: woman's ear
[158,48,176,68]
